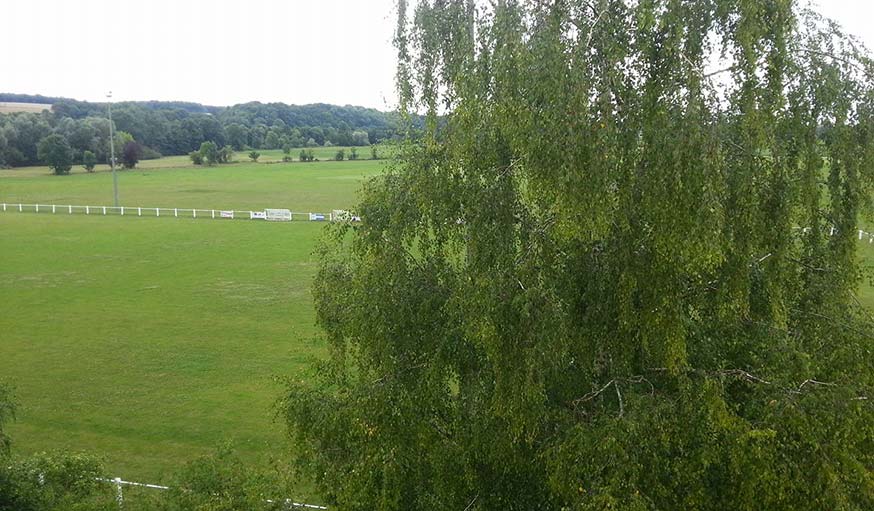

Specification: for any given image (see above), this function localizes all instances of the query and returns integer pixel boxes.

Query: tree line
[0,95,408,169]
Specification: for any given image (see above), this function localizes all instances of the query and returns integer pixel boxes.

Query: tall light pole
[107,91,119,207]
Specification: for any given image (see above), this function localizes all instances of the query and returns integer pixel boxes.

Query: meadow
[0,151,387,211]
[2,151,873,489]
[0,155,386,484]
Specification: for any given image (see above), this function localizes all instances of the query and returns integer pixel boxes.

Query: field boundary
[98,477,327,509]
[0,202,352,223]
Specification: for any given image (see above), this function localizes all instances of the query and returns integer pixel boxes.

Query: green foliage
[140,145,162,160]
[149,447,297,511]
[189,150,204,165]
[199,141,219,166]
[248,151,260,162]
[0,96,401,163]
[299,149,315,162]
[351,130,370,146]
[81,150,96,172]
[285,2,874,510]
[36,134,73,175]
[334,149,345,161]
[0,451,113,511]
[370,144,378,160]
[218,145,234,164]
[225,123,249,151]
[0,383,14,456]
[121,141,142,169]
[349,147,358,160]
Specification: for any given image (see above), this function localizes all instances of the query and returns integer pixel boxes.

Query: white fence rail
[0,202,352,223]
[98,477,327,509]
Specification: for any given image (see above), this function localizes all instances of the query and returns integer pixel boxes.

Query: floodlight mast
[107,91,118,207]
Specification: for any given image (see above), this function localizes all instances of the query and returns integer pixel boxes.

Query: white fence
[0,202,348,223]
[98,476,327,509]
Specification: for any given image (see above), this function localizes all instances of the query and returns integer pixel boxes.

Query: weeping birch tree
[284,1,874,509]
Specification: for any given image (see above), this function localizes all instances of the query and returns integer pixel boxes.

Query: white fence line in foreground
[0,203,360,223]
[98,477,327,509]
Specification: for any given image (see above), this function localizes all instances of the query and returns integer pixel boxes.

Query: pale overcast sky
[2,0,872,110]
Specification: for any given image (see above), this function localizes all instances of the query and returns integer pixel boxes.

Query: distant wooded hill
[0,93,408,167]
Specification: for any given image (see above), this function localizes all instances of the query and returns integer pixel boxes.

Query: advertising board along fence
[97,476,327,509]
[0,202,352,223]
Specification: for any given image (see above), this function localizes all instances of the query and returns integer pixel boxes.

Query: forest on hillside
[0,93,404,167]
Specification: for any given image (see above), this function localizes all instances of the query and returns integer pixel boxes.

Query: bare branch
[463,493,479,511]
[615,381,624,417]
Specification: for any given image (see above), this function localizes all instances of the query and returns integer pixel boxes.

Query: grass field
[1,152,873,490]
[0,155,385,485]
[0,155,386,212]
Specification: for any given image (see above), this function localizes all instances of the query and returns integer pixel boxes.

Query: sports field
[0,155,385,482]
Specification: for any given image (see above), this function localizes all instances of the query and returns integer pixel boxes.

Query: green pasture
[0,155,386,212]
[0,146,393,178]
[0,215,327,482]
[0,155,386,486]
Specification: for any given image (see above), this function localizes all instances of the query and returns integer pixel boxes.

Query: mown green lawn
[0,156,386,212]
[0,214,329,482]
[0,156,383,486]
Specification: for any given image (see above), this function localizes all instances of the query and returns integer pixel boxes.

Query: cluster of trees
[0,111,154,171]
[0,94,407,169]
[299,149,316,162]
[189,141,234,166]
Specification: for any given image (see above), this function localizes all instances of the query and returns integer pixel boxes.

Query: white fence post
[103,206,107,215]
[36,204,39,213]
[18,203,22,212]
[121,207,124,216]
[212,209,215,219]
[138,207,142,216]
[156,208,160,217]
[86,206,89,214]
[174,208,178,217]
[68,205,72,214]
[52,205,56,213]
[193,209,196,219]
[113,477,124,508]
[2,203,5,211]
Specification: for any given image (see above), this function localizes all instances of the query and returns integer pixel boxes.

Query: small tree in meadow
[189,150,204,165]
[248,151,260,162]
[37,134,73,175]
[82,150,97,172]
[199,141,219,166]
[349,147,358,160]
[370,145,378,160]
[334,149,345,161]
[218,145,234,164]
[121,141,142,169]
[300,149,314,162]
